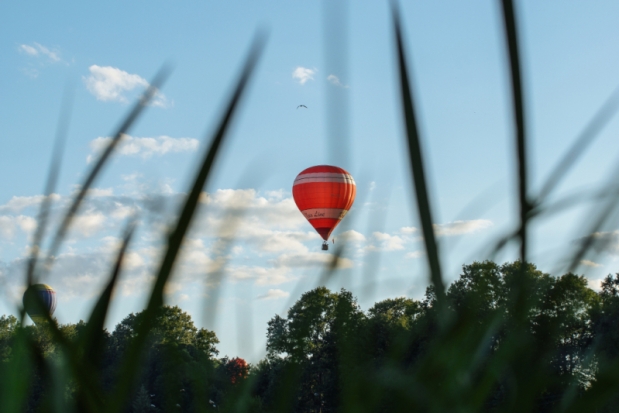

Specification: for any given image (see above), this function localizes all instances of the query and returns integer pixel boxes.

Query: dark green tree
[265,287,365,413]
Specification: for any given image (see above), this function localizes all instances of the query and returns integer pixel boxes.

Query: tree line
[1,260,619,412]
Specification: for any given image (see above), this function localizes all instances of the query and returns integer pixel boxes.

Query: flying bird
[297,105,308,109]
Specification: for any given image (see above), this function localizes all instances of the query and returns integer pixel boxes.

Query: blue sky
[2,1,619,361]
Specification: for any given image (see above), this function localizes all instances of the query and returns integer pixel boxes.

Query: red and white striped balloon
[292,165,356,241]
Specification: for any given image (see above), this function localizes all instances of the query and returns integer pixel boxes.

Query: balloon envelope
[292,165,356,241]
[23,284,57,324]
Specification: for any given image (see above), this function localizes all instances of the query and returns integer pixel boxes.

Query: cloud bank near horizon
[0,182,494,307]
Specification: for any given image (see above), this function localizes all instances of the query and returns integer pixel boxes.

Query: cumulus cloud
[72,212,106,237]
[257,289,289,300]
[84,65,169,107]
[19,43,61,62]
[581,260,602,268]
[0,194,60,214]
[365,232,406,252]
[0,186,360,301]
[405,250,425,259]
[587,278,604,291]
[0,216,15,239]
[273,252,353,269]
[400,220,493,238]
[434,220,493,236]
[15,216,36,233]
[226,265,293,286]
[195,189,313,248]
[87,134,199,162]
[0,215,37,240]
[292,67,316,85]
[337,230,366,243]
[575,231,619,257]
[0,249,120,301]
[327,74,348,88]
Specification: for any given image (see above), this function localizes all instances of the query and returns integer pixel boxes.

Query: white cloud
[581,260,602,268]
[83,65,169,107]
[227,265,293,286]
[365,219,492,254]
[337,230,366,243]
[576,231,619,256]
[0,216,15,239]
[15,216,36,233]
[72,212,106,237]
[163,281,183,296]
[87,134,198,162]
[273,252,353,269]
[0,215,38,240]
[292,67,316,85]
[19,43,61,62]
[433,220,493,237]
[0,186,362,299]
[20,44,38,56]
[587,278,604,291]
[0,194,60,214]
[84,188,114,197]
[400,220,492,238]
[327,74,348,88]
[405,250,425,259]
[365,232,406,252]
[257,289,289,300]
[195,189,314,252]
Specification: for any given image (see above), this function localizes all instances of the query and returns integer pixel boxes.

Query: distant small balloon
[23,284,57,325]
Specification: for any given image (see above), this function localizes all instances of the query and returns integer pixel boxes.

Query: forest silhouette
[3,260,619,412]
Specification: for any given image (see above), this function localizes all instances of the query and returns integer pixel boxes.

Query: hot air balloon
[23,284,57,325]
[292,165,356,250]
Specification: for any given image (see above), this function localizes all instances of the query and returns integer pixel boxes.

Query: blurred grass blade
[535,184,619,218]
[43,65,171,271]
[81,220,136,358]
[1,329,35,413]
[202,166,266,331]
[500,0,529,264]
[149,31,265,310]
[391,1,445,303]
[565,185,619,273]
[21,291,104,411]
[203,211,247,331]
[106,30,266,413]
[26,82,74,285]
[322,0,350,166]
[538,87,619,202]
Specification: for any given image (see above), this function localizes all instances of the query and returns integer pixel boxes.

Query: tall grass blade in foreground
[392,1,445,308]
[26,82,74,286]
[500,0,529,264]
[42,66,171,275]
[80,221,136,362]
[105,30,266,413]
[537,87,619,202]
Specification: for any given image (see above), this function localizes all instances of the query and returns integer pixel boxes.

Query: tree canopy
[2,261,619,412]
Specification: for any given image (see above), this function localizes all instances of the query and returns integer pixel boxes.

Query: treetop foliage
[3,261,619,412]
